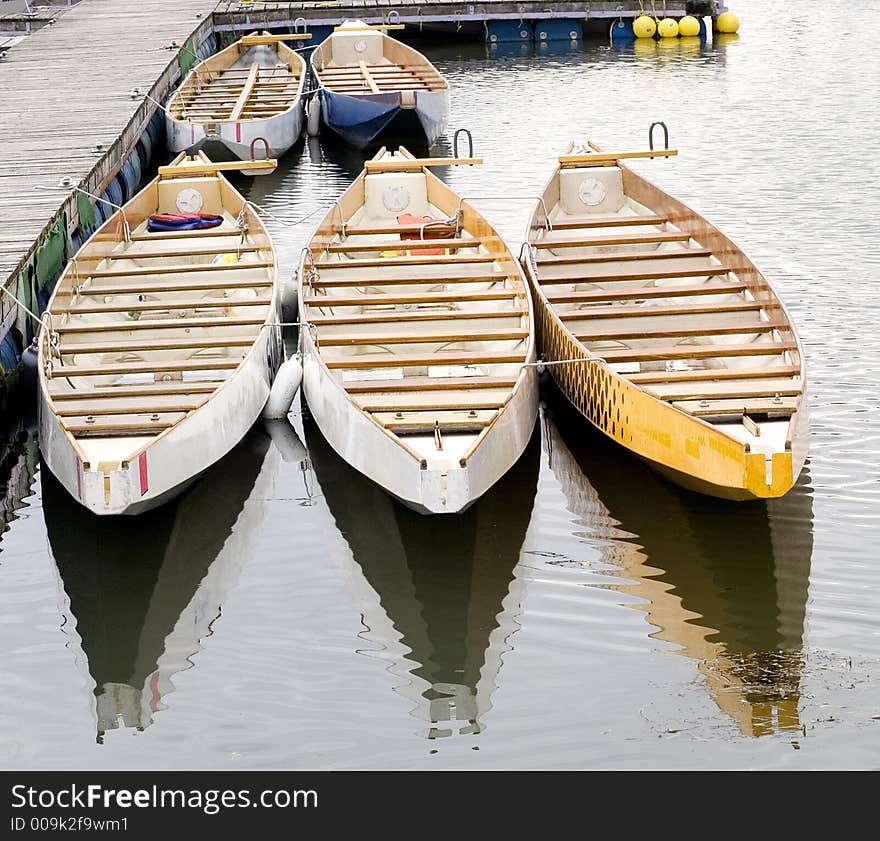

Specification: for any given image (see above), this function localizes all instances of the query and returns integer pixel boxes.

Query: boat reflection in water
[304,413,540,739]
[543,389,814,737]
[44,430,278,739]
[1,422,38,543]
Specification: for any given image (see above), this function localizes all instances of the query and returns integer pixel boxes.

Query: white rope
[246,200,324,229]
[526,357,605,370]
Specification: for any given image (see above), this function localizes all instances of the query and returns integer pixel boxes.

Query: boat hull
[530,294,808,501]
[39,313,281,516]
[300,331,537,515]
[320,88,449,149]
[166,106,304,161]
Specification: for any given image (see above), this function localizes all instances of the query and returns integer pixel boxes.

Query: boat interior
[303,149,530,465]
[44,161,274,466]
[167,35,305,123]
[530,155,804,459]
[313,25,447,97]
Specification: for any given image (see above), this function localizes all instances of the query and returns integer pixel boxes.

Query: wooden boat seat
[337,222,460,237]
[673,397,799,417]
[308,308,527,326]
[626,365,801,384]
[356,394,509,412]
[575,317,788,342]
[533,231,690,248]
[61,412,187,436]
[59,335,257,355]
[538,248,712,266]
[49,381,223,400]
[325,350,526,369]
[343,375,518,394]
[558,301,765,321]
[48,358,243,379]
[316,238,483,254]
[86,261,272,278]
[599,340,798,364]
[71,277,272,297]
[316,253,495,269]
[57,314,267,333]
[55,295,271,315]
[373,410,496,434]
[318,327,529,347]
[643,378,803,401]
[53,394,210,417]
[537,266,734,285]
[129,228,244,242]
[303,290,519,307]
[105,245,262,261]
[545,214,668,231]
[545,282,750,304]
[310,271,506,289]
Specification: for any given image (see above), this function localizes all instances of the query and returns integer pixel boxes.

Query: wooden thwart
[673,397,799,417]
[626,366,801,384]
[309,308,526,326]
[545,281,749,303]
[559,150,678,167]
[157,159,278,177]
[50,382,223,401]
[239,33,312,44]
[318,327,529,347]
[538,265,733,284]
[86,260,272,278]
[344,375,517,394]
[575,317,788,342]
[315,237,484,253]
[558,300,765,321]
[311,271,506,288]
[60,335,257,355]
[326,350,526,369]
[56,314,267,333]
[600,341,798,363]
[55,295,271,315]
[538,248,712,266]
[363,157,482,173]
[316,253,495,269]
[303,289,518,307]
[544,215,668,231]
[62,412,186,435]
[534,231,690,248]
[49,358,243,379]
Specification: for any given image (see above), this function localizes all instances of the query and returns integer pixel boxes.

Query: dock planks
[0,0,217,313]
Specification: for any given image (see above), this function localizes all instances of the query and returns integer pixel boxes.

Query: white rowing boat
[38,153,282,515]
[166,32,309,161]
[311,21,449,149]
[298,147,537,514]
[522,140,808,500]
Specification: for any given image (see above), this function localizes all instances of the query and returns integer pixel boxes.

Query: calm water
[2,0,879,769]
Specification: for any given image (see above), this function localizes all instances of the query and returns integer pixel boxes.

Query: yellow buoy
[678,15,701,37]
[633,15,657,38]
[658,18,680,38]
[716,11,740,33]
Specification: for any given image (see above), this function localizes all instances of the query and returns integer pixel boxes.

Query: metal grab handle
[453,128,474,159]
[250,137,271,161]
[648,121,669,152]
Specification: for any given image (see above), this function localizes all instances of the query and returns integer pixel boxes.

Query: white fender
[306,95,321,137]
[262,355,303,419]
[263,419,308,463]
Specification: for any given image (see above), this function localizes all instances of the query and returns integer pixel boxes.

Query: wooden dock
[0,0,216,389]
[213,0,693,33]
